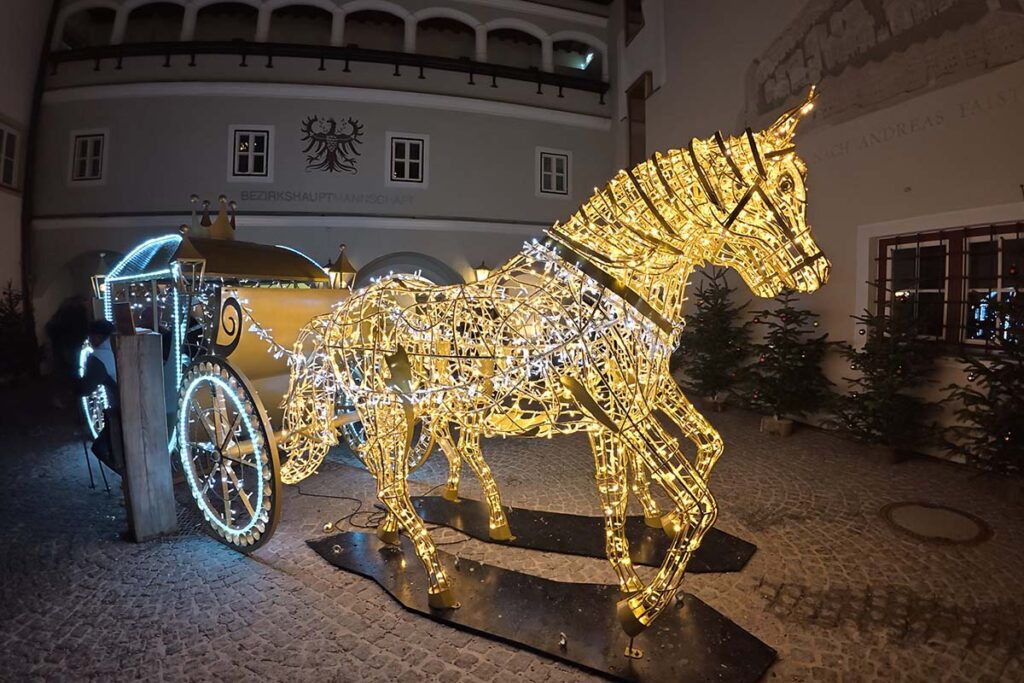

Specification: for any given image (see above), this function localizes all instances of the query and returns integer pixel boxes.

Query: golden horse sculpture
[280,89,829,636]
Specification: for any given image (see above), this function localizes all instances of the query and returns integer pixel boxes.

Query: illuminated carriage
[81,204,388,551]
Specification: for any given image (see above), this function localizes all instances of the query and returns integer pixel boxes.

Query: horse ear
[765,85,818,150]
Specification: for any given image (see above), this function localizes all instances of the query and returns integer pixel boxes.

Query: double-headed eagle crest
[300,116,364,174]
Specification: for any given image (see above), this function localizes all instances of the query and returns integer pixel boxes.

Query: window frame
[227,124,275,183]
[875,222,1024,348]
[536,147,571,198]
[0,120,20,192]
[385,132,429,188]
[68,128,108,186]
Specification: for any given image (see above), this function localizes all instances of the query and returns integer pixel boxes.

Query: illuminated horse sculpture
[282,89,829,635]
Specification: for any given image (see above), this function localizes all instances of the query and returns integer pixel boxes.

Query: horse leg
[365,398,459,608]
[457,425,513,541]
[615,417,717,636]
[629,460,663,528]
[433,422,463,502]
[657,376,724,482]
[588,429,643,593]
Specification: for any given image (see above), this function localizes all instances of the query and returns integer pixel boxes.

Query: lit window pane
[966,290,998,341]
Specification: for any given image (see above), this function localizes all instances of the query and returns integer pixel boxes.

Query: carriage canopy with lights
[81,198,382,551]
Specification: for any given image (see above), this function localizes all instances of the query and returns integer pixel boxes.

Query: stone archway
[354,251,463,289]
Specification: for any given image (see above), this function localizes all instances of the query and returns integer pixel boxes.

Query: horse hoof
[428,587,460,609]
[441,486,460,503]
[376,525,400,545]
[660,512,684,538]
[616,599,649,637]
[644,513,663,529]
[489,521,514,542]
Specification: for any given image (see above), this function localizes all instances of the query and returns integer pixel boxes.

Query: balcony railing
[48,41,610,103]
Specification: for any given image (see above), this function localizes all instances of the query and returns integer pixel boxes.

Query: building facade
[30,0,617,326]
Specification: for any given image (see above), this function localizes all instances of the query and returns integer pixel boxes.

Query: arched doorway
[354,251,463,289]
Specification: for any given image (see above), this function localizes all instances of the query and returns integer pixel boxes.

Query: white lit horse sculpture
[280,89,829,636]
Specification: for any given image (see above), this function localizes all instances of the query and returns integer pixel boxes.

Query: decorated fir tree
[943,295,1024,475]
[830,310,937,452]
[674,267,751,402]
[748,291,832,422]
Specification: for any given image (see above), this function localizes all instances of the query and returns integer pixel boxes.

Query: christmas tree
[830,310,937,451]
[674,267,751,401]
[943,295,1024,475]
[748,290,832,420]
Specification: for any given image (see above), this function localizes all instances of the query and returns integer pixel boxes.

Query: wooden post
[115,332,177,541]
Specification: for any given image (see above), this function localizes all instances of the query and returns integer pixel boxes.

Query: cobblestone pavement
[1,383,1022,682]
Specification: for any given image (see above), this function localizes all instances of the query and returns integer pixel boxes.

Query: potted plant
[673,267,751,411]
[747,291,832,436]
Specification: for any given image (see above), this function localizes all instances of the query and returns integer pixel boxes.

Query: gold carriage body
[86,231,347,452]
[86,230,357,551]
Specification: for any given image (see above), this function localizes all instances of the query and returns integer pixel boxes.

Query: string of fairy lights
[244,89,829,637]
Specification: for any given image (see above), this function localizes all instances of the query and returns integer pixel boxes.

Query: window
[875,223,1024,346]
[70,131,105,182]
[228,125,274,182]
[0,123,17,190]
[627,72,652,167]
[537,148,570,196]
[624,0,645,45]
[386,133,428,186]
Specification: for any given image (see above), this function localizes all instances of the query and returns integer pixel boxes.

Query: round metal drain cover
[881,502,991,545]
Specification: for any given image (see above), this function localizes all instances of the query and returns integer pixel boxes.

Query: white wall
[0,0,53,290]
[641,0,1024,439]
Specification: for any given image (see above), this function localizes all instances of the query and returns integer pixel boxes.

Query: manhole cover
[881,502,991,545]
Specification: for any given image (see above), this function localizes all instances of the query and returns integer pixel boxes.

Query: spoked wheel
[78,342,110,439]
[178,356,281,552]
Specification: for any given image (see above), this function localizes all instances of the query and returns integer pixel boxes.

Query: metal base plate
[412,496,756,572]
[309,531,775,682]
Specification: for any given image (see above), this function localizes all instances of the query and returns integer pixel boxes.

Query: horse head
[686,88,830,297]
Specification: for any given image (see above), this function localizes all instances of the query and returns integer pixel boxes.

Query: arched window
[487,28,541,71]
[553,40,601,80]
[343,10,404,52]
[416,17,475,61]
[268,5,332,45]
[61,7,116,49]
[194,2,258,42]
[123,2,185,44]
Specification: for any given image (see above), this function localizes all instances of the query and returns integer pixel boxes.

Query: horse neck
[548,156,719,328]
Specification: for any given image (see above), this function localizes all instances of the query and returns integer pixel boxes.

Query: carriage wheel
[78,343,109,439]
[178,356,281,552]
